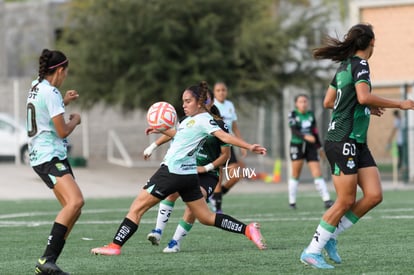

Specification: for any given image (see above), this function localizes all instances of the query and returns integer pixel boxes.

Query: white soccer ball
[146,101,177,131]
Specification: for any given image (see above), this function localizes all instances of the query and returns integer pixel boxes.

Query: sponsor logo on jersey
[209,119,218,126]
[186,119,195,128]
[357,69,369,78]
[360,60,367,66]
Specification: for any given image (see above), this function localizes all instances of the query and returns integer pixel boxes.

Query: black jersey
[326,56,371,143]
[196,119,230,176]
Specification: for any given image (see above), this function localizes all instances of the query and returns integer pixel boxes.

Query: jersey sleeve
[201,114,222,135]
[288,111,303,139]
[229,101,238,121]
[310,112,322,148]
[329,76,337,90]
[45,87,65,118]
[352,58,371,85]
[216,120,230,146]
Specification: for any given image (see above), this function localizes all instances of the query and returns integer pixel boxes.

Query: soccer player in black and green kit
[288,94,333,210]
[300,23,414,269]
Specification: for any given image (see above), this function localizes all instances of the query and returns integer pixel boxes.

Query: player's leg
[164,173,217,252]
[307,161,333,209]
[34,158,83,275]
[221,147,244,194]
[147,192,180,245]
[210,171,223,213]
[185,198,266,250]
[91,166,175,256]
[289,159,303,209]
[91,190,160,256]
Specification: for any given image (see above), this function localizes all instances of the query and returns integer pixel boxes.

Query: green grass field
[1,189,413,274]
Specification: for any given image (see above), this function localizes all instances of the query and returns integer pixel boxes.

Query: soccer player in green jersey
[300,23,414,269]
[288,94,333,210]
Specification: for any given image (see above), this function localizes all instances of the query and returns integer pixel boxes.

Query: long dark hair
[313,23,375,62]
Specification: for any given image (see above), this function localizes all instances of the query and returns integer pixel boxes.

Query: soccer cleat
[324,238,342,264]
[90,242,121,256]
[147,229,162,246]
[163,239,180,253]
[289,203,297,210]
[324,200,334,209]
[300,249,334,269]
[35,257,69,275]
[245,222,267,250]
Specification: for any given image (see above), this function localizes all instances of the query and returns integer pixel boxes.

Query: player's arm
[198,145,231,173]
[323,86,337,109]
[212,129,266,155]
[356,82,414,109]
[143,128,176,159]
[53,113,81,138]
[231,121,247,157]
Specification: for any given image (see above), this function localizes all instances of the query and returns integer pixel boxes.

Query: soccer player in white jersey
[210,82,246,213]
[144,89,230,253]
[91,81,267,257]
[28,49,82,275]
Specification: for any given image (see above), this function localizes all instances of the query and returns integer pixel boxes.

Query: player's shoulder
[216,119,229,133]
[351,56,369,68]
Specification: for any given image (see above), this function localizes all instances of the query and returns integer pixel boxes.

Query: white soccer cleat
[163,240,180,253]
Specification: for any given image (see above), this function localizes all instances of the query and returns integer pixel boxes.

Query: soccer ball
[146,101,177,131]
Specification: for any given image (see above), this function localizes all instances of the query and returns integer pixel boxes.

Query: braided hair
[186,80,209,109]
[32,49,69,91]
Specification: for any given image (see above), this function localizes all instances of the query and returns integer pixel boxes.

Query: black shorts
[324,140,376,175]
[199,173,219,198]
[228,146,238,164]
[32,157,74,189]
[144,165,204,202]
[289,142,319,161]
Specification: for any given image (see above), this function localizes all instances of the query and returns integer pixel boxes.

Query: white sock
[288,178,299,204]
[306,220,336,254]
[155,200,175,233]
[332,211,359,239]
[314,177,330,202]
[172,219,193,244]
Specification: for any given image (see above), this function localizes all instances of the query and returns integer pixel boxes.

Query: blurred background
[1,0,413,183]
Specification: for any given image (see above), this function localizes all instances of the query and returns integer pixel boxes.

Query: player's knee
[67,197,84,212]
[367,192,383,207]
[196,213,215,226]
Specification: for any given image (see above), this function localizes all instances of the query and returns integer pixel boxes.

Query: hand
[319,148,327,160]
[69,113,81,125]
[400,99,414,110]
[303,134,316,143]
[249,144,267,155]
[145,127,162,135]
[370,107,385,117]
[64,90,79,105]
[196,166,205,173]
[143,142,158,160]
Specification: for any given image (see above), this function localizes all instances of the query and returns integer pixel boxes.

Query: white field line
[1,207,413,228]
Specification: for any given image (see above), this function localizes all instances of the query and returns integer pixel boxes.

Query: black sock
[112,218,138,246]
[214,213,246,234]
[212,192,222,211]
[42,222,68,263]
[222,186,229,194]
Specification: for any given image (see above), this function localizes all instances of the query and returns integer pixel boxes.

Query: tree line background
[58,0,345,116]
